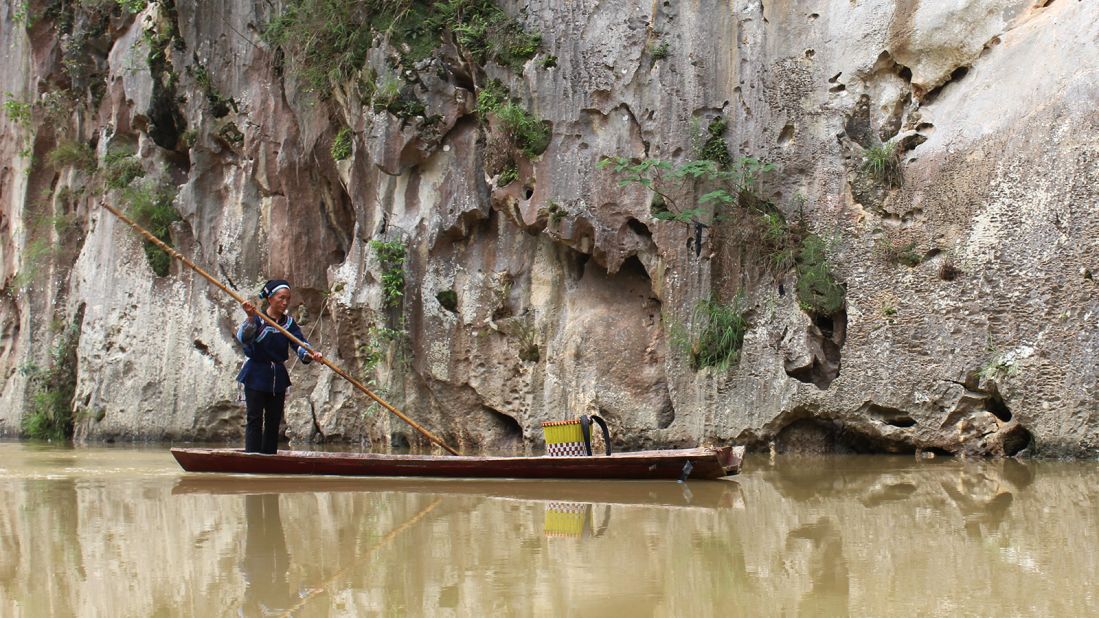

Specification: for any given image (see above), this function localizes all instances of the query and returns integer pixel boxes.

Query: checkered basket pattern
[541,419,587,457]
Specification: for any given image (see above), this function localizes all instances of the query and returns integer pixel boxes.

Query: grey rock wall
[1,0,1097,456]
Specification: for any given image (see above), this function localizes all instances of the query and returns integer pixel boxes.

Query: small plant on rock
[875,236,922,267]
[650,40,670,60]
[102,148,146,190]
[796,235,845,315]
[497,163,518,187]
[331,126,353,161]
[863,140,903,187]
[47,140,97,172]
[123,178,180,276]
[690,296,748,371]
[3,95,32,128]
[370,239,407,308]
[20,320,80,441]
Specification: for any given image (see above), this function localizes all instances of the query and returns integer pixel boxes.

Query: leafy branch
[597,156,774,225]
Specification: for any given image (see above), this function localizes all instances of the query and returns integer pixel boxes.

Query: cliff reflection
[2,443,1099,615]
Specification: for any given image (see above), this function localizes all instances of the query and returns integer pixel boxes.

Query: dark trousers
[244,388,286,454]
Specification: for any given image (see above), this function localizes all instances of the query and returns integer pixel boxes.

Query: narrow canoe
[170,445,744,480]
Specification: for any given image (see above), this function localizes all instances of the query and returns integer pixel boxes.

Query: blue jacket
[235,312,312,394]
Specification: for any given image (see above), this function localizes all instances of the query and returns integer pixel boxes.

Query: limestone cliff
[1,0,1096,456]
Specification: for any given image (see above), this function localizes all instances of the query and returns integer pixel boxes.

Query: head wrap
[259,279,291,299]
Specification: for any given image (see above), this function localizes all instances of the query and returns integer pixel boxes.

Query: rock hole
[785,309,847,390]
[804,49,815,59]
[778,123,795,146]
[657,399,675,429]
[988,389,1012,422]
[922,66,970,103]
[829,84,846,93]
[482,406,523,449]
[773,417,918,454]
[1002,424,1032,457]
[523,186,534,200]
[885,416,917,428]
[193,339,210,355]
[808,13,819,19]
[436,289,459,313]
[626,217,652,239]
[390,432,411,449]
[828,72,843,83]
[939,259,962,281]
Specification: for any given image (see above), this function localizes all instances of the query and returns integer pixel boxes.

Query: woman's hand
[310,350,324,363]
[242,301,258,318]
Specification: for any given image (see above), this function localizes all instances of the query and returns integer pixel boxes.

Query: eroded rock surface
[1,0,1096,456]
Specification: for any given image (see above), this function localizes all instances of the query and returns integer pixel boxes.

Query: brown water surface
[1,442,1097,616]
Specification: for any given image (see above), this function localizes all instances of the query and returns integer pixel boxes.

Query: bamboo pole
[99,202,460,456]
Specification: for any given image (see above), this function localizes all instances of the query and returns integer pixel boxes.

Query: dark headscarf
[259,279,291,299]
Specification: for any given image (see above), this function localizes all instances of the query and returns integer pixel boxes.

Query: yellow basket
[541,419,586,457]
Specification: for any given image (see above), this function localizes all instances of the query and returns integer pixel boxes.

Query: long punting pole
[100,202,460,456]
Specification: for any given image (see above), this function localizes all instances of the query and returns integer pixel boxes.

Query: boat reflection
[173,476,743,510]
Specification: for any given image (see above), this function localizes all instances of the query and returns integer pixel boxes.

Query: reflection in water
[543,503,611,538]
[241,494,292,616]
[787,518,849,616]
[2,444,1099,615]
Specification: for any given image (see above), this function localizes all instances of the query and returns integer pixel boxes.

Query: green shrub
[115,0,147,14]
[875,237,921,267]
[370,239,407,308]
[263,0,540,93]
[699,116,732,168]
[691,296,748,370]
[650,40,670,60]
[48,140,97,171]
[123,179,180,276]
[495,102,551,157]
[440,0,541,69]
[796,235,845,315]
[3,95,32,128]
[598,155,774,227]
[331,126,353,160]
[863,141,903,187]
[12,239,55,290]
[475,79,509,117]
[102,148,145,189]
[21,321,80,441]
[497,163,518,187]
[514,320,539,363]
[359,325,407,376]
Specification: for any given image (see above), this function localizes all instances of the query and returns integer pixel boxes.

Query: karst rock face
[1,0,1095,456]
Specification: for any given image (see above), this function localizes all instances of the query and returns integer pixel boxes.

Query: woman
[236,279,323,454]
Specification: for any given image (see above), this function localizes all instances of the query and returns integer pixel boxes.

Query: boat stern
[715,445,746,476]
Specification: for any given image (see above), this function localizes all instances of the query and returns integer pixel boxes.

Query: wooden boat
[170,445,744,480]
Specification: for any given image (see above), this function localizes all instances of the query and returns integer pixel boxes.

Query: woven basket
[541,419,587,457]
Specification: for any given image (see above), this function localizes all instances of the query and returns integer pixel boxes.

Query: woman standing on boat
[237,279,323,454]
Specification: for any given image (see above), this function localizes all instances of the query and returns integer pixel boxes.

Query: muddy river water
[1,442,1096,616]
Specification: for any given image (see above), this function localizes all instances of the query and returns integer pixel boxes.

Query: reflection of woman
[236,279,322,454]
[242,494,291,614]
